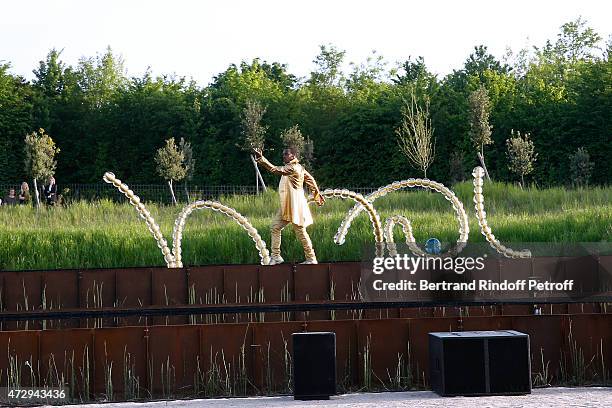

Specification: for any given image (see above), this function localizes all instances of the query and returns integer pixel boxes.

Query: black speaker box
[429,330,531,396]
[293,332,336,400]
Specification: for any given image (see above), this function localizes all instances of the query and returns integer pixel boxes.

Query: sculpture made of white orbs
[104,172,270,267]
[472,167,531,258]
[104,164,530,269]
[334,177,469,257]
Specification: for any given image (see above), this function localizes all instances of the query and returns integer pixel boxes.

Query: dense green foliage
[0,182,610,271]
[0,19,610,188]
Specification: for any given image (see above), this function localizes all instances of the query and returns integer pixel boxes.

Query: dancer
[253,146,325,264]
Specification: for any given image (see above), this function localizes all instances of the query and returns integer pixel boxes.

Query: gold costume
[256,155,323,261]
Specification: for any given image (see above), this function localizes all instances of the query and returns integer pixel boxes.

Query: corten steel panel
[79,269,116,328]
[0,330,40,386]
[399,308,421,318]
[294,264,329,321]
[42,270,79,329]
[511,315,564,379]
[93,327,147,397]
[258,264,293,322]
[306,320,358,389]
[187,266,224,301]
[567,303,600,314]
[364,308,400,319]
[550,304,569,314]
[357,319,410,389]
[38,329,93,399]
[407,317,458,382]
[148,326,199,396]
[330,261,364,320]
[187,266,225,325]
[251,321,304,392]
[363,258,401,319]
[532,257,568,298]
[2,271,43,330]
[599,255,612,284]
[328,262,361,300]
[565,255,599,294]
[400,307,444,318]
[116,268,153,326]
[464,306,496,317]
[460,316,514,331]
[433,306,462,318]
[152,268,188,325]
[563,314,612,373]
[42,270,79,308]
[417,307,435,318]
[531,256,565,274]
[223,265,260,323]
[200,323,254,395]
[500,257,533,300]
[500,305,533,315]
[471,258,501,300]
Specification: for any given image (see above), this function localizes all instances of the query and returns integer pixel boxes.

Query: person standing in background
[3,188,18,206]
[44,176,57,206]
[19,182,31,205]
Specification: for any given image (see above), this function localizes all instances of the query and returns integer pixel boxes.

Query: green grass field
[1,182,610,271]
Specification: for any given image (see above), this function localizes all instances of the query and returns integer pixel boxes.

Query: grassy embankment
[0,182,610,271]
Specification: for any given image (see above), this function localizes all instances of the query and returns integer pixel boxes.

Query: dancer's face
[282,149,295,164]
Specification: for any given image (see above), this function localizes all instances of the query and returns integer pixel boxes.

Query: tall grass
[0,182,610,271]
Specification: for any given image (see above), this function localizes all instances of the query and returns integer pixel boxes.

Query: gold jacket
[256,156,322,227]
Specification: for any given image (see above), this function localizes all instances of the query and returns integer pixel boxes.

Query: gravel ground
[77,387,611,408]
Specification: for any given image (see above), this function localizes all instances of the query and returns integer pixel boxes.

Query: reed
[1,182,609,271]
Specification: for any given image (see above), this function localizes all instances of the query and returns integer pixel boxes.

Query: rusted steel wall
[1,260,610,330]
[0,314,610,402]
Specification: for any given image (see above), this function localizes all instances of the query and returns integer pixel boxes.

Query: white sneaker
[300,259,318,265]
[268,256,284,265]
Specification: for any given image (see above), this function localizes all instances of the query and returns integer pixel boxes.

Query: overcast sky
[2,0,610,86]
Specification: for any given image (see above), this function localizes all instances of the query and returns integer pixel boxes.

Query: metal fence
[0,183,380,204]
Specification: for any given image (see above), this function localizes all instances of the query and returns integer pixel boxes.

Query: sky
[1,0,610,86]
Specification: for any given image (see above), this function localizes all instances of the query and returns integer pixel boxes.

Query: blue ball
[425,238,442,255]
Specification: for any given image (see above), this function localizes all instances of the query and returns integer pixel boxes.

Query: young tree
[468,85,493,180]
[395,92,435,178]
[155,138,186,205]
[24,128,60,208]
[569,147,594,187]
[280,125,314,167]
[240,100,268,192]
[506,130,537,188]
[179,137,195,201]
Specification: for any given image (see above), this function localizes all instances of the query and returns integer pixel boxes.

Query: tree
[179,137,195,201]
[0,64,34,183]
[468,85,493,180]
[569,147,594,187]
[552,17,602,61]
[155,138,186,205]
[240,100,268,192]
[464,45,509,79]
[76,46,126,109]
[308,44,346,88]
[24,128,60,207]
[280,124,314,167]
[505,130,537,188]
[395,92,435,178]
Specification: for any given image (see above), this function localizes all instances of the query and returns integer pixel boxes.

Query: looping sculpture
[104,165,530,269]
[333,176,470,258]
[103,172,270,267]
[472,167,531,258]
